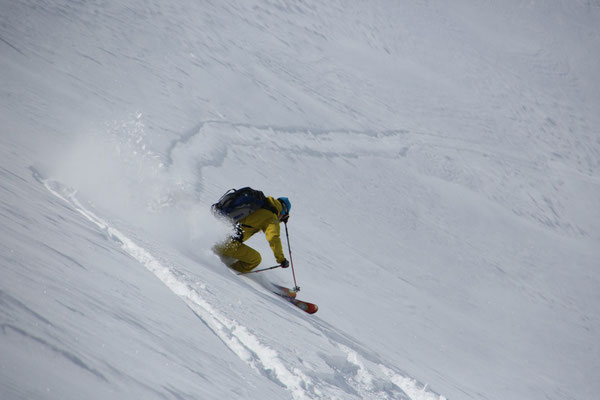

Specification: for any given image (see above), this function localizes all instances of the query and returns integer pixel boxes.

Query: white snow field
[1,1,599,399]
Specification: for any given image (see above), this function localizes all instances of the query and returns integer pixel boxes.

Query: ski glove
[280,259,290,268]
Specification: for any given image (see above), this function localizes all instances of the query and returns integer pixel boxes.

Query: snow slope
[2,1,599,399]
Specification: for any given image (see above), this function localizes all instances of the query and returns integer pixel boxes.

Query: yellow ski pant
[214,240,262,273]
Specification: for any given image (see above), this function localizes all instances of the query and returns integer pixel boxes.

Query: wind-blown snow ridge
[170,120,594,240]
[34,170,447,400]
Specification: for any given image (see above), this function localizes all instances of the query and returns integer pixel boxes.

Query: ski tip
[297,301,318,314]
[271,284,318,314]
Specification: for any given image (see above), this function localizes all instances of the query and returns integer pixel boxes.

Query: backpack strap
[240,198,278,228]
[261,198,279,216]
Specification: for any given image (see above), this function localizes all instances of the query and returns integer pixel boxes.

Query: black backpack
[212,187,277,222]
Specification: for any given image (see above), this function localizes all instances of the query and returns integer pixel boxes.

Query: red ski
[271,284,318,314]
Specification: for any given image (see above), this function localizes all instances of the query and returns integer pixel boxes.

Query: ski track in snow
[35,171,446,400]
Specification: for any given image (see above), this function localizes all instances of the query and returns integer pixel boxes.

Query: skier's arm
[264,221,286,263]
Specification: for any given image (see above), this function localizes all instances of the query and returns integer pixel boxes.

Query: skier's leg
[214,240,261,272]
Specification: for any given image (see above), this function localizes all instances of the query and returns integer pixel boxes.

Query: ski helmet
[277,197,291,216]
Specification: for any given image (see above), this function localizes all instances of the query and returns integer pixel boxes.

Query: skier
[214,191,291,273]
[212,188,316,314]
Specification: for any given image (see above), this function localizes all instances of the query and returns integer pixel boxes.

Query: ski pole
[284,221,300,292]
[237,265,282,275]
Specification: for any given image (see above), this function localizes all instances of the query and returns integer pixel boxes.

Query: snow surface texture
[1,1,599,399]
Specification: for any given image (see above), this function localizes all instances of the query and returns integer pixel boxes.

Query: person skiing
[213,190,291,274]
